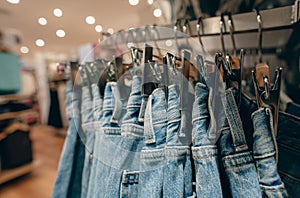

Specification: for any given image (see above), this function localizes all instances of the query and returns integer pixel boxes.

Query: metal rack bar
[101,1,299,46]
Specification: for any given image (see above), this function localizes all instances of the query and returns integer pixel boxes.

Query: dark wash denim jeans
[192,82,222,198]
[52,82,85,198]
[252,108,288,197]
[218,88,261,198]
[163,84,193,198]
[86,83,103,198]
[139,88,167,198]
[239,92,300,198]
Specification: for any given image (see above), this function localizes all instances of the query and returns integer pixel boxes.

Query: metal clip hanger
[252,9,282,137]
[130,47,143,76]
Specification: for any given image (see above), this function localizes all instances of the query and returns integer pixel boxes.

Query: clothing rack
[101,1,299,47]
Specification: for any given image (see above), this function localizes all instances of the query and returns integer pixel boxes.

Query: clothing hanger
[252,9,282,137]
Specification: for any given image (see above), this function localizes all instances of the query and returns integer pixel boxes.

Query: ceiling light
[53,8,63,17]
[85,16,95,25]
[153,8,162,17]
[56,29,66,38]
[165,39,172,47]
[147,0,153,5]
[6,0,20,4]
[38,17,47,26]
[129,0,139,6]
[95,25,103,33]
[35,39,45,47]
[107,28,114,34]
[20,46,29,54]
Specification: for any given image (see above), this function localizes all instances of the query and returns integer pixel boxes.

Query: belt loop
[144,94,156,144]
[111,82,123,124]
[222,89,248,152]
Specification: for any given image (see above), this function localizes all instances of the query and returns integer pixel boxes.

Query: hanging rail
[101,1,299,46]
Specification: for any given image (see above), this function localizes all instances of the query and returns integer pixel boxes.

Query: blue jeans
[52,82,85,198]
[103,76,144,198]
[218,88,261,198]
[81,86,95,198]
[252,108,288,197]
[139,88,167,198]
[86,84,103,198]
[192,82,222,197]
[163,84,193,198]
[240,92,300,197]
[92,82,126,197]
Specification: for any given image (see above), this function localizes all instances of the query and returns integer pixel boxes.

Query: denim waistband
[192,82,220,146]
[92,84,103,121]
[144,88,167,146]
[222,88,248,152]
[166,85,181,145]
[122,76,143,127]
[102,82,124,126]
[81,86,94,124]
[222,151,254,168]
[121,124,144,137]
[165,146,190,159]
[251,108,277,159]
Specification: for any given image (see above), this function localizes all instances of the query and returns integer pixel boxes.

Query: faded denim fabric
[102,76,144,198]
[86,84,103,198]
[252,108,288,197]
[52,82,85,198]
[139,88,167,198]
[191,82,222,198]
[218,88,261,198]
[92,82,126,198]
[163,84,193,198]
[81,86,95,198]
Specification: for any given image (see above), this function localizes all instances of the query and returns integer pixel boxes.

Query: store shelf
[0,109,38,121]
[0,162,35,185]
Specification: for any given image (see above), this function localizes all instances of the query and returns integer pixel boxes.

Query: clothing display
[51,45,299,198]
[51,6,300,197]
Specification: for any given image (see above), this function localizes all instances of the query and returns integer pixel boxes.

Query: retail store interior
[0,0,299,197]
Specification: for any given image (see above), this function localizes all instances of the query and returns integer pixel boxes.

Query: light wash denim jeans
[218,88,261,198]
[163,84,193,198]
[92,82,126,198]
[191,82,222,197]
[86,83,103,198]
[101,76,144,198]
[252,108,288,197]
[139,88,167,198]
[52,82,85,198]
[81,86,95,198]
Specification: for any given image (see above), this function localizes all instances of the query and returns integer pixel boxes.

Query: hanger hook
[152,24,162,57]
[143,25,153,44]
[255,9,263,63]
[197,17,206,53]
[220,13,226,54]
[174,19,182,52]
[227,12,237,56]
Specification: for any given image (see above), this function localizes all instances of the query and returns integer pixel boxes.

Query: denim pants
[102,76,144,198]
[92,82,126,198]
[252,108,288,197]
[52,82,85,198]
[139,88,167,198]
[163,84,193,198]
[81,86,95,198]
[191,82,222,197]
[86,84,103,198]
[240,92,300,197]
[218,88,261,198]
